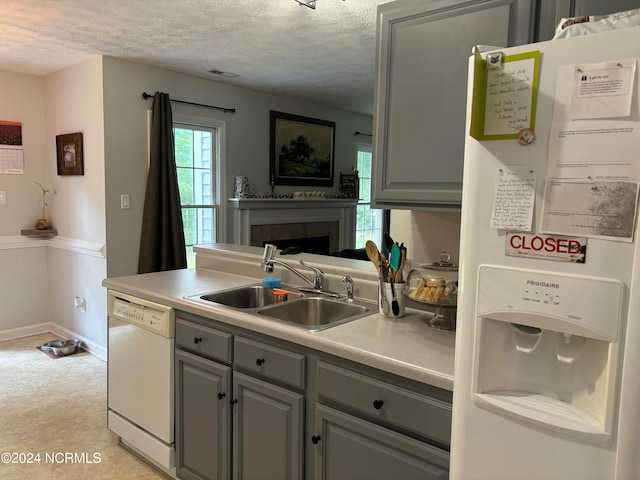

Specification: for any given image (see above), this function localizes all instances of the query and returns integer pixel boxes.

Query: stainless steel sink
[192,285,304,309]
[185,284,372,331]
[257,297,370,331]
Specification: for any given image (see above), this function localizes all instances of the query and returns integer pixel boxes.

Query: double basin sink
[186,284,372,331]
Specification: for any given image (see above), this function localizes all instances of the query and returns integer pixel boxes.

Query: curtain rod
[142,92,236,113]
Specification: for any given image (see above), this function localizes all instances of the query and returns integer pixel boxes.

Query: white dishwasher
[107,290,176,476]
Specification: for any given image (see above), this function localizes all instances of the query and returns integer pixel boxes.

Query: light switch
[121,194,130,209]
[0,191,5,205]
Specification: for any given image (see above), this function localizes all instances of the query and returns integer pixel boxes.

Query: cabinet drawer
[317,362,451,446]
[176,318,232,364]
[234,337,305,389]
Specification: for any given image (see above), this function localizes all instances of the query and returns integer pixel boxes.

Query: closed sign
[506,232,586,263]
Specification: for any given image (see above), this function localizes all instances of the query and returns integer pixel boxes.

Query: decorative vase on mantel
[35,218,51,230]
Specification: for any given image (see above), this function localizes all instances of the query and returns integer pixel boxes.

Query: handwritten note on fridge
[470,50,540,140]
[491,167,536,231]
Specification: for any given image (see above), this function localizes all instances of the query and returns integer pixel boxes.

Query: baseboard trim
[0,322,106,361]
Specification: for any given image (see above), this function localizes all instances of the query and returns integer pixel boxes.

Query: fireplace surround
[228,198,358,254]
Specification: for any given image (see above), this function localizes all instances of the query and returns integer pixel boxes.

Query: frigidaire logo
[526,279,560,289]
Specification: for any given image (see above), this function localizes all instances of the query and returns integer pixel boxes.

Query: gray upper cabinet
[372,0,535,210]
[536,0,640,41]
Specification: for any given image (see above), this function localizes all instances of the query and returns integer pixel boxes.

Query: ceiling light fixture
[293,0,317,9]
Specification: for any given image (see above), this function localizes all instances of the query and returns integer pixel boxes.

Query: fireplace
[251,220,340,254]
[228,198,358,254]
[262,236,331,255]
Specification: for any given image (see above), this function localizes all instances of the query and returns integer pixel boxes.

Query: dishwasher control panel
[108,290,175,337]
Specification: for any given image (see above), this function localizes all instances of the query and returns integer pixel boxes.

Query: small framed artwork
[339,172,359,199]
[56,132,84,176]
[270,111,335,186]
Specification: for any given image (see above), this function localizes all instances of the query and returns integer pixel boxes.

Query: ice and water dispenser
[472,265,623,445]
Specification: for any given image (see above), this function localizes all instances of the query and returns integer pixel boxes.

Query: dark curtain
[138,92,187,273]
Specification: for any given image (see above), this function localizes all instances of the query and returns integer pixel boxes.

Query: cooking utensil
[365,240,381,272]
[380,253,390,282]
[389,243,401,272]
[390,274,400,316]
[383,233,401,272]
[395,248,407,283]
[383,233,395,252]
[377,256,390,315]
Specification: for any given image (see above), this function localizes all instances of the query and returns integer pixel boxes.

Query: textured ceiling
[0,0,393,116]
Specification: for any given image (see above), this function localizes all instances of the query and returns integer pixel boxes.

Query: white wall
[44,57,106,242]
[102,56,373,278]
[0,72,50,337]
[0,56,372,354]
[390,210,461,267]
[44,57,107,356]
[0,62,108,358]
[0,71,46,232]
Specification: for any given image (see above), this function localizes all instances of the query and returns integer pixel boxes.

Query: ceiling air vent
[208,69,239,78]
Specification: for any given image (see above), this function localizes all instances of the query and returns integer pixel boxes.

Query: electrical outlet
[0,191,6,205]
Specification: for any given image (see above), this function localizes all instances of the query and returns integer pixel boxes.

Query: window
[174,119,222,267]
[355,143,383,249]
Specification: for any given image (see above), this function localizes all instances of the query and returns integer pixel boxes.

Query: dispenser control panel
[108,290,175,337]
[476,265,622,340]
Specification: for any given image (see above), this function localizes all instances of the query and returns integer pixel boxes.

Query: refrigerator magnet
[517,128,535,145]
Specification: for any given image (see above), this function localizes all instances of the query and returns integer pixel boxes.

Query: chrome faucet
[261,244,339,297]
[342,276,354,303]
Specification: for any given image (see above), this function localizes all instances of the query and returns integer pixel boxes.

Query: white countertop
[102,248,455,391]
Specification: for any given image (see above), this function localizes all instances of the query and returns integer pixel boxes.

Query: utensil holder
[379,282,405,318]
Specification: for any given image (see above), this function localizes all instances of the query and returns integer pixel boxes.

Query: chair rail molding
[0,235,106,258]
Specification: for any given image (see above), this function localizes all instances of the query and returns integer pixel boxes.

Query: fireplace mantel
[228,198,359,210]
[228,197,359,251]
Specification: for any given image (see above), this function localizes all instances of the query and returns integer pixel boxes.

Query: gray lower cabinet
[232,336,306,480]
[175,316,306,480]
[313,361,451,480]
[175,313,453,480]
[175,349,231,480]
[372,0,534,210]
[313,405,449,480]
[232,372,304,480]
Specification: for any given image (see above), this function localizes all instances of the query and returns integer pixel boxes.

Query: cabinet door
[313,405,449,480]
[176,349,231,480]
[232,372,304,480]
[373,0,534,210]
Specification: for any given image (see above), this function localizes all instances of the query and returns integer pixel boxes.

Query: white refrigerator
[451,26,640,479]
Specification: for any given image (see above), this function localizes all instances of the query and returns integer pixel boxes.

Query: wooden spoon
[365,240,380,272]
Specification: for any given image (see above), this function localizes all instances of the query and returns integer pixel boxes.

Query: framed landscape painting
[270,111,335,186]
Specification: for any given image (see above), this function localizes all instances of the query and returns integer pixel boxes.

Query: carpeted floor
[0,333,167,480]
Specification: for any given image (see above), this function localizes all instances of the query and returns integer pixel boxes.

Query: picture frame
[270,111,335,186]
[56,132,84,176]
[339,172,359,199]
